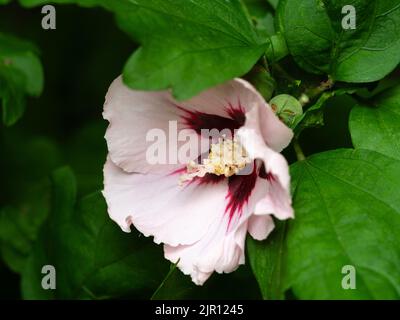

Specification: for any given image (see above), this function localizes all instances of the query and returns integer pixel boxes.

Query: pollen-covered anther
[179,137,251,185]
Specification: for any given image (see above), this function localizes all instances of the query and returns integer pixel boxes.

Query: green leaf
[293,87,356,135]
[286,149,400,299]
[245,64,275,101]
[0,207,36,274]
[0,134,62,273]
[19,0,266,99]
[266,0,278,10]
[265,32,288,63]
[244,0,275,38]
[150,264,195,300]
[0,32,44,125]
[350,84,400,160]
[247,220,287,299]
[151,263,262,300]
[22,167,169,299]
[0,68,25,125]
[118,0,267,100]
[64,121,107,194]
[19,0,100,7]
[294,92,334,134]
[278,0,400,83]
[0,187,49,274]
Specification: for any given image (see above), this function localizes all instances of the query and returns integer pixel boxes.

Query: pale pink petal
[241,98,294,152]
[248,214,275,241]
[103,76,203,174]
[258,103,294,152]
[176,78,258,117]
[103,158,229,246]
[164,214,248,285]
[103,77,254,175]
[180,78,293,151]
[259,181,293,220]
[104,77,292,176]
[237,127,294,220]
[162,174,274,285]
[257,152,293,219]
[103,77,295,286]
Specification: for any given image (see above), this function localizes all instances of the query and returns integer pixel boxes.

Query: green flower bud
[269,94,303,127]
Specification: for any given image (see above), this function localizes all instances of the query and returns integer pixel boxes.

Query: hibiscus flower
[102,76,294,285]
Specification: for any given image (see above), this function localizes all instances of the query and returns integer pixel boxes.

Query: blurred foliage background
[0,3,133,298]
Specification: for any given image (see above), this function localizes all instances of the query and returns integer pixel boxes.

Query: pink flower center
[176,102,271,226]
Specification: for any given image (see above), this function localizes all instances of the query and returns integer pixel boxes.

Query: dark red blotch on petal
[225,162,275,225]
[177,102,245,135]
[198,173,226,185]
[176,101,270,225]
[225,164,258,224]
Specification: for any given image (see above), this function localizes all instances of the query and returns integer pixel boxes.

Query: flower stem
[301,77,335,106]
[293,138,306,161]
[150,261,179,300]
